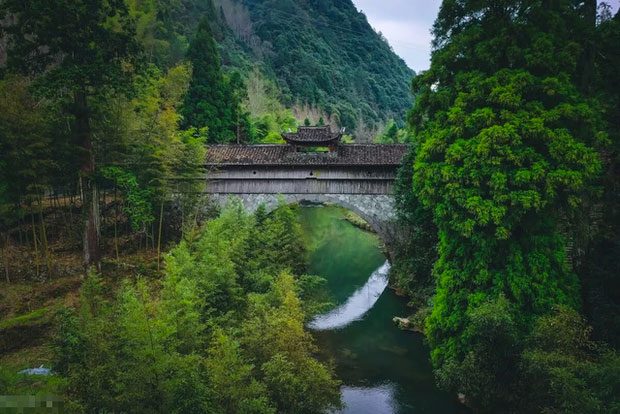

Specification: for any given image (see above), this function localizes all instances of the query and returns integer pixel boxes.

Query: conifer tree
[578,7,620,348]
[2,0,140,267]
[206,331,275,414]
[182,15,239,143]
[407,1,606,408]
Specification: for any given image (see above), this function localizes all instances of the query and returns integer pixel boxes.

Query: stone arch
[209,193,398,246]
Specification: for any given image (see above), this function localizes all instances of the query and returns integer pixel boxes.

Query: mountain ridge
[211,0,415,137]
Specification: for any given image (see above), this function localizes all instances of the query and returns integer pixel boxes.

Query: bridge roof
[205,144,409,167]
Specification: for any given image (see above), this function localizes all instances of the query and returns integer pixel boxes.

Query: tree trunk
[157,200,164,271]
[114,188,119,261]
[579,0,597,95]
[38,193,52,275]
[17,211,23,245]
[31,210,39,278]
[75,90,100,270]
[69,182,76,235]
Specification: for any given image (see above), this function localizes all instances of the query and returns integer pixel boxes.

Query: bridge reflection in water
[308,261,390,331]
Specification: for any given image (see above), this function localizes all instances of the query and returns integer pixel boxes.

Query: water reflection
[337,384,397,414]
[308,261,391,331]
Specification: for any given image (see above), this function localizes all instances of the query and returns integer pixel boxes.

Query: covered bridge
[205,127,409,240]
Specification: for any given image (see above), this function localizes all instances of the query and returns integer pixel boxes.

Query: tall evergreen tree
[2,0,140,267]
[0,75,60,209]
[408,1,606,409]
[182,15,239,143]
[579,7,620,347]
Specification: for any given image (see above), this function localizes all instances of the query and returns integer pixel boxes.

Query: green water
[298,205,468,414]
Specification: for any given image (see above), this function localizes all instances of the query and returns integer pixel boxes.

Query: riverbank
[342,211,375,233]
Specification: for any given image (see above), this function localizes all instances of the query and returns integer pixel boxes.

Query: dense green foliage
[0,75,72,209]
[182,17,250,143]
[1,0,144,265]
[0,0,211,271]
[53,201,341,413]
[393,1,620,411]
[391,147,437,313]
[578,9,620,349]
[520,306,620,413]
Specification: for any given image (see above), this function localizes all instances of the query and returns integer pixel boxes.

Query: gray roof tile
[206,144,409,166]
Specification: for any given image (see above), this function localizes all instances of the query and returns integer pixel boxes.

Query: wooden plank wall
[206,166,397,195]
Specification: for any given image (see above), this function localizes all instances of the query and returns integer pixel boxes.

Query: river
[297,205,468,414]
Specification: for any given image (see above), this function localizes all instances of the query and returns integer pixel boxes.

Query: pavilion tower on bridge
[282,126,342,152]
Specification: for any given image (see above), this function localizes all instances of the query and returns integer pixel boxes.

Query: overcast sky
[352,0,620,73]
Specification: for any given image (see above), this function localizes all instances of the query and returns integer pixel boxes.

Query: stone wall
[206,179,394,195]
[205,161,403,252]
[209,193,400,250]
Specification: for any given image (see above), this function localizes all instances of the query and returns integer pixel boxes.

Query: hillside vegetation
[236,0,414,132]
[147,0,415,136]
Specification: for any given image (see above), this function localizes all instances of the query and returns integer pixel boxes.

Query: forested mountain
[0,0,414,138]
[234,0,414,132]
[146,0,415,137]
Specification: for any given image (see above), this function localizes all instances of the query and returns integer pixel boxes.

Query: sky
[352,0,620,73]
[351,0,442,72]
